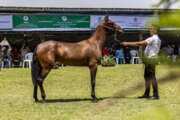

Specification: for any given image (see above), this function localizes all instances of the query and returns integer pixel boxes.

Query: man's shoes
[147,96,159,100]
[138,94,150,99]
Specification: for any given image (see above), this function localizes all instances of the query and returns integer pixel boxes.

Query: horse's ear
[104,15,108,22]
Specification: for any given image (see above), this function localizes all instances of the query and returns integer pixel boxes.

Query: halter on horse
[31,15,123,103]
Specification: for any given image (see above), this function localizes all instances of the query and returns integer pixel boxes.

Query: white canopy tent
[0,37,12,50]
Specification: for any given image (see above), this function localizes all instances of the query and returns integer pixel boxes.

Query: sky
[0,0,179,9]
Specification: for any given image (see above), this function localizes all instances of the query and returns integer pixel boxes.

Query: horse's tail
[31,48,42,86]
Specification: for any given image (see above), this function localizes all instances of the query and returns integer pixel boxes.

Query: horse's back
[36,41,86,66]
[36,40,101,67]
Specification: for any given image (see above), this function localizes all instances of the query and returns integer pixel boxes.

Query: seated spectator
[0,45,2,58]
[115,49,125,64]
[108,44,116,57]
[130,49,138,57]
[1,45,11,68]
[11,47,20,67]
[102,46,109,56]
[124,47,131,64]
[171,44,178,55]
[171,44,179,62]
[163,44,174,56]
[178,45,180,55]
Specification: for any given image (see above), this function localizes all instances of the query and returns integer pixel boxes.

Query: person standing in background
[20,44,31,61]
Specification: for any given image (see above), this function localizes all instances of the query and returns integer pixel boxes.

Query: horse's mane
[90,22,105,39]
[90,25,100,38]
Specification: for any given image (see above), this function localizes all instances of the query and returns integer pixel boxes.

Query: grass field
[0,64,180,120]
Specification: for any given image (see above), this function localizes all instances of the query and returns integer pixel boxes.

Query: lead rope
[100,24,121,43]
[114,30,121,44]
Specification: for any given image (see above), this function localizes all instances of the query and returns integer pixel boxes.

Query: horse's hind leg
[38,68,51,103]
[33,85,39,102]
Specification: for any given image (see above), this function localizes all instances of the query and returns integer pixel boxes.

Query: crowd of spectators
[0,43,32,68]
[161,43,180,61]
[1,42,180,68]
[102,43,180,65]
[102,43,139,64]
[161,43,179,55]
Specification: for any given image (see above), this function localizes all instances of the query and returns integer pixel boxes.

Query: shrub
[101,55,115,66]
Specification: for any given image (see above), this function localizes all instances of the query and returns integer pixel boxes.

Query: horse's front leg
[89,64,98,103]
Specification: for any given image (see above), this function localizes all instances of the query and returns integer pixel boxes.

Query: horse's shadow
[45,96,136,103]
[46,98,98,103]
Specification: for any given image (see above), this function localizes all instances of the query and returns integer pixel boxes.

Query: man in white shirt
[121,24,161,100]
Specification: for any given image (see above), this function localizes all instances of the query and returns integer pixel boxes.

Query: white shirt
[145,34,161,58]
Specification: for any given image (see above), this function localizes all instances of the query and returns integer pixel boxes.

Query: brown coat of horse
[31,15,123,103]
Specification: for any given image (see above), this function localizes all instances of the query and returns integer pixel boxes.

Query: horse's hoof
[92,99,98,103]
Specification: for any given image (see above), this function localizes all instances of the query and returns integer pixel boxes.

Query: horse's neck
[91,25,106,50]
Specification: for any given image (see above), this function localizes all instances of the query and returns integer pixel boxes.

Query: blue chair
[115,50,125,64]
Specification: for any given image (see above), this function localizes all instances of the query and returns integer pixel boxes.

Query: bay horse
[31,15,123,103]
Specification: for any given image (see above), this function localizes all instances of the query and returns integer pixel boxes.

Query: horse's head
[101,15,123,34]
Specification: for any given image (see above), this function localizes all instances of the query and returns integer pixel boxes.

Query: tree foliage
[154,0,180,29]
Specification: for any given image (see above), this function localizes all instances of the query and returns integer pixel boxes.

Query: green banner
[13,15,90,30]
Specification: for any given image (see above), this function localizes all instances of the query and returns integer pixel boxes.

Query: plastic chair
[131,57,142,64]
[130,50,142,64]
[23,53,33,68]
[115,50,125,64]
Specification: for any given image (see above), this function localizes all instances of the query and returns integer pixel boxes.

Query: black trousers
[143,58,159,96]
